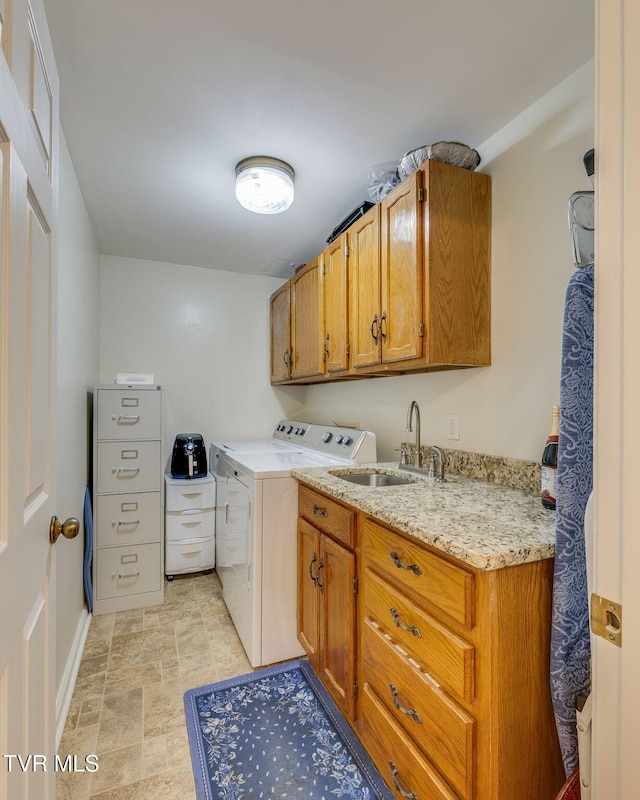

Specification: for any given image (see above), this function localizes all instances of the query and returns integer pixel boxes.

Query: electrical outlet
[447,414,459,441]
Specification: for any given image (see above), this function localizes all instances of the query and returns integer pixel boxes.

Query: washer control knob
[336,435,344,444]
[287,425,294,434]
[322,432,333,443]
[344,436,353,446]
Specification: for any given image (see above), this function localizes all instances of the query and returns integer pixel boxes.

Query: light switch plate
[447,414,459,440]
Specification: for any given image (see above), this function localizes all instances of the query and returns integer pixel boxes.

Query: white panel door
[0,1,59,799]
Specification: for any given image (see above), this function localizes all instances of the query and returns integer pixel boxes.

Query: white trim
[55,609,91,750]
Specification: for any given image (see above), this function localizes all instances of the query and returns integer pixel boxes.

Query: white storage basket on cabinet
[164,474,216,579]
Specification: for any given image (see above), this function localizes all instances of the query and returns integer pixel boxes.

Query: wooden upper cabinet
[423,160,491,367]
[380,171,424,364]
[269,161,491,384]
[348,205,381,369]
[269,282,291,384]
[291,256,325,380]
[323,232,350,375]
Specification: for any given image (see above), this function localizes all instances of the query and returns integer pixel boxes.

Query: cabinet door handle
[315,559,325,593]
[389,551,422,575]
[370,314,379,344]
[309,552,319,586]
[283,349,289,366]
[389,762,418,800]
[323,333,330,361]
[389,607,422,638]
[312,504,328,518]
[380,310,388,342]
[389,684,422,723]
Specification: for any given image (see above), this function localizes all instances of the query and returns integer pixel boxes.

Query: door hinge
[590,593,622,647]
[352,682,358,700]
[352,576,358,593]
[346,342,350,355]
[345,245,350,258]
[419,323,424,337]
[418,187,425,203]
[321,262,326,275]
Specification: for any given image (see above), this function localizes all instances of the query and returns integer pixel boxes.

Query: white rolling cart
[164,474,216,580]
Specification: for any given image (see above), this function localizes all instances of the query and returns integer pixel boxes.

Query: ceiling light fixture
[235,156,295,215]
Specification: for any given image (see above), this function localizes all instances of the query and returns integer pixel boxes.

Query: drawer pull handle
[115,468,140,476]
[389,762,418,800]
[389,607,422,638]
[114,571,140,579]
[316,559,325,593]
[117,519,140,527]
[312,504,328,518]
[309,552,319,586]
[389,684,422,723]
[389,551,422,575]
[115,415,141,423]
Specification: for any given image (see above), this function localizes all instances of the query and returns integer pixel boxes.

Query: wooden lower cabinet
[297,488,357,720]
[296,486,565,800]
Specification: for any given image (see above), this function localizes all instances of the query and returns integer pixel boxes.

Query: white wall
[303,62,595,463]
[55,132,100,692]
[99,256,304,469]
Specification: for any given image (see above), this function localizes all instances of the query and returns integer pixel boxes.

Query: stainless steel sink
[329,470,416,487]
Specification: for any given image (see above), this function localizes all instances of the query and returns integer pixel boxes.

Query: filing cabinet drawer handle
[117,519,140,527]
[114,571,140,580]
[312,504,328,518]
[389,762,418,800]
[389,607,422,638]
[389,684,422,723]
[389,551,422,575]
[115,468,141,476]
[114,415,141,423]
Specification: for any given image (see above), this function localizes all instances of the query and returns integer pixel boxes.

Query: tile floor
[56,571,254,800]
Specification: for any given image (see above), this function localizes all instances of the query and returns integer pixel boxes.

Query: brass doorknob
[49,516,80,544]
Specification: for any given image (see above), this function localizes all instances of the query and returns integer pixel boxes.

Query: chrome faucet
[405,400,421,468]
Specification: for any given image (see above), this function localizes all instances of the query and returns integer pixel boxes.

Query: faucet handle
[429,445,447,481]
[395,445,409,466]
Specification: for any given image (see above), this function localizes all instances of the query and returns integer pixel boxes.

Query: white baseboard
[55,609,92,750]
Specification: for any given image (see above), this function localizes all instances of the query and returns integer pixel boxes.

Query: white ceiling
[43,0,594,278]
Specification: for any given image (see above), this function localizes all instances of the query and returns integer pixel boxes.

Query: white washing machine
[210,421,376,667]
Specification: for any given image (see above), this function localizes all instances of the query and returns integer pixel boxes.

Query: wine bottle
[541,405,559,510]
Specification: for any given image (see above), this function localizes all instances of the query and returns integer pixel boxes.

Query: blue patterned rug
[184,659,394,800]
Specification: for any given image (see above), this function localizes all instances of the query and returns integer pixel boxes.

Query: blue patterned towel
[550,262,594,776]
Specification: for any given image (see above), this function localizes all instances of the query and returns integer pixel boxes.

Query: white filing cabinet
[164,474,216,579]
[93,385,164,614]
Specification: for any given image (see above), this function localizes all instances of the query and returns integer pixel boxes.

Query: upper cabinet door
[380,170,424,364]
[269,282,291,383]
[291,256,325,380]
[348,205,381,369]
[323,232,349,375]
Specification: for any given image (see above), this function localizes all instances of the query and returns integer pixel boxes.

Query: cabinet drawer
[97,441,162,494]
[363,568,474,702]
[97,388,161,440]
[165,476,216,511]
[165,509,215,542]
[165,537,215,574]
[298,485,355,548]
[362,517,474,628]
[360,682,458,800]
[362,618,474,799]
[96,492,162,547]
[96,543,161,599]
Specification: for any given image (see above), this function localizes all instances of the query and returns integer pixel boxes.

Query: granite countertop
[292,462,556,571]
